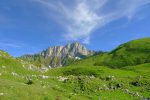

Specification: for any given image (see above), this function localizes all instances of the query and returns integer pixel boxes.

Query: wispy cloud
[0,42,23,48]
[34,0,150,44]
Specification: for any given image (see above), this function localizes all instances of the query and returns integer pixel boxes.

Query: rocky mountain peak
[21,42,95,68]
[44,42,93,58]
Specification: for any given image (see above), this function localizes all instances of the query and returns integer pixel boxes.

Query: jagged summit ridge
[21,42,95,68]
[40,42,93,58]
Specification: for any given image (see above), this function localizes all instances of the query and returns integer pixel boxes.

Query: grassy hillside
[44,63,150,98]
[0,38,150,100]
[73,38,150,68]
[1,61,150,99]
[1,63,149,99]
[0,50,39,82]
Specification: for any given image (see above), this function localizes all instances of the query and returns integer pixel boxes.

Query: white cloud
[34,0,150,44]
[0,42,23,48]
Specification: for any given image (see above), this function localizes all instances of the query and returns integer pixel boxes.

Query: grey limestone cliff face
[41,42,94,58]
[21,42,95,68]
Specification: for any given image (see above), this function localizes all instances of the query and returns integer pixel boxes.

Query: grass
[2,63,149,99]
[71,37,150,68]
[0,38,150,99]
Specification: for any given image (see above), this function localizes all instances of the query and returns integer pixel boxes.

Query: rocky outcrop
[40,42,94,58]
[21,42,95,68]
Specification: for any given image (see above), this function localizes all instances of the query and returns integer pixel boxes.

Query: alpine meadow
[0,0,150,100]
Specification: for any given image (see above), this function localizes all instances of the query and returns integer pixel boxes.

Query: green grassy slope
[122,63,150,77]
[1,38,150,100]
[2,63,150,100]
[0,50,39,82]
[72,38,150,68]
[43,63,150,99]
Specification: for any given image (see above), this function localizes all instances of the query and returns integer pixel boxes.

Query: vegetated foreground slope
[0,50,37,74]
[0,38,150,100]
[1,62,150,99]
[0,50,40,82]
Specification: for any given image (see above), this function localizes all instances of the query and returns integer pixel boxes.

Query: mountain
[20,42,95,68]
[1,38,150,99]
[72,38,150,68]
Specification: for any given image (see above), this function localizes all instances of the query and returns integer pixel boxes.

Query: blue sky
[0,0,150,57]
